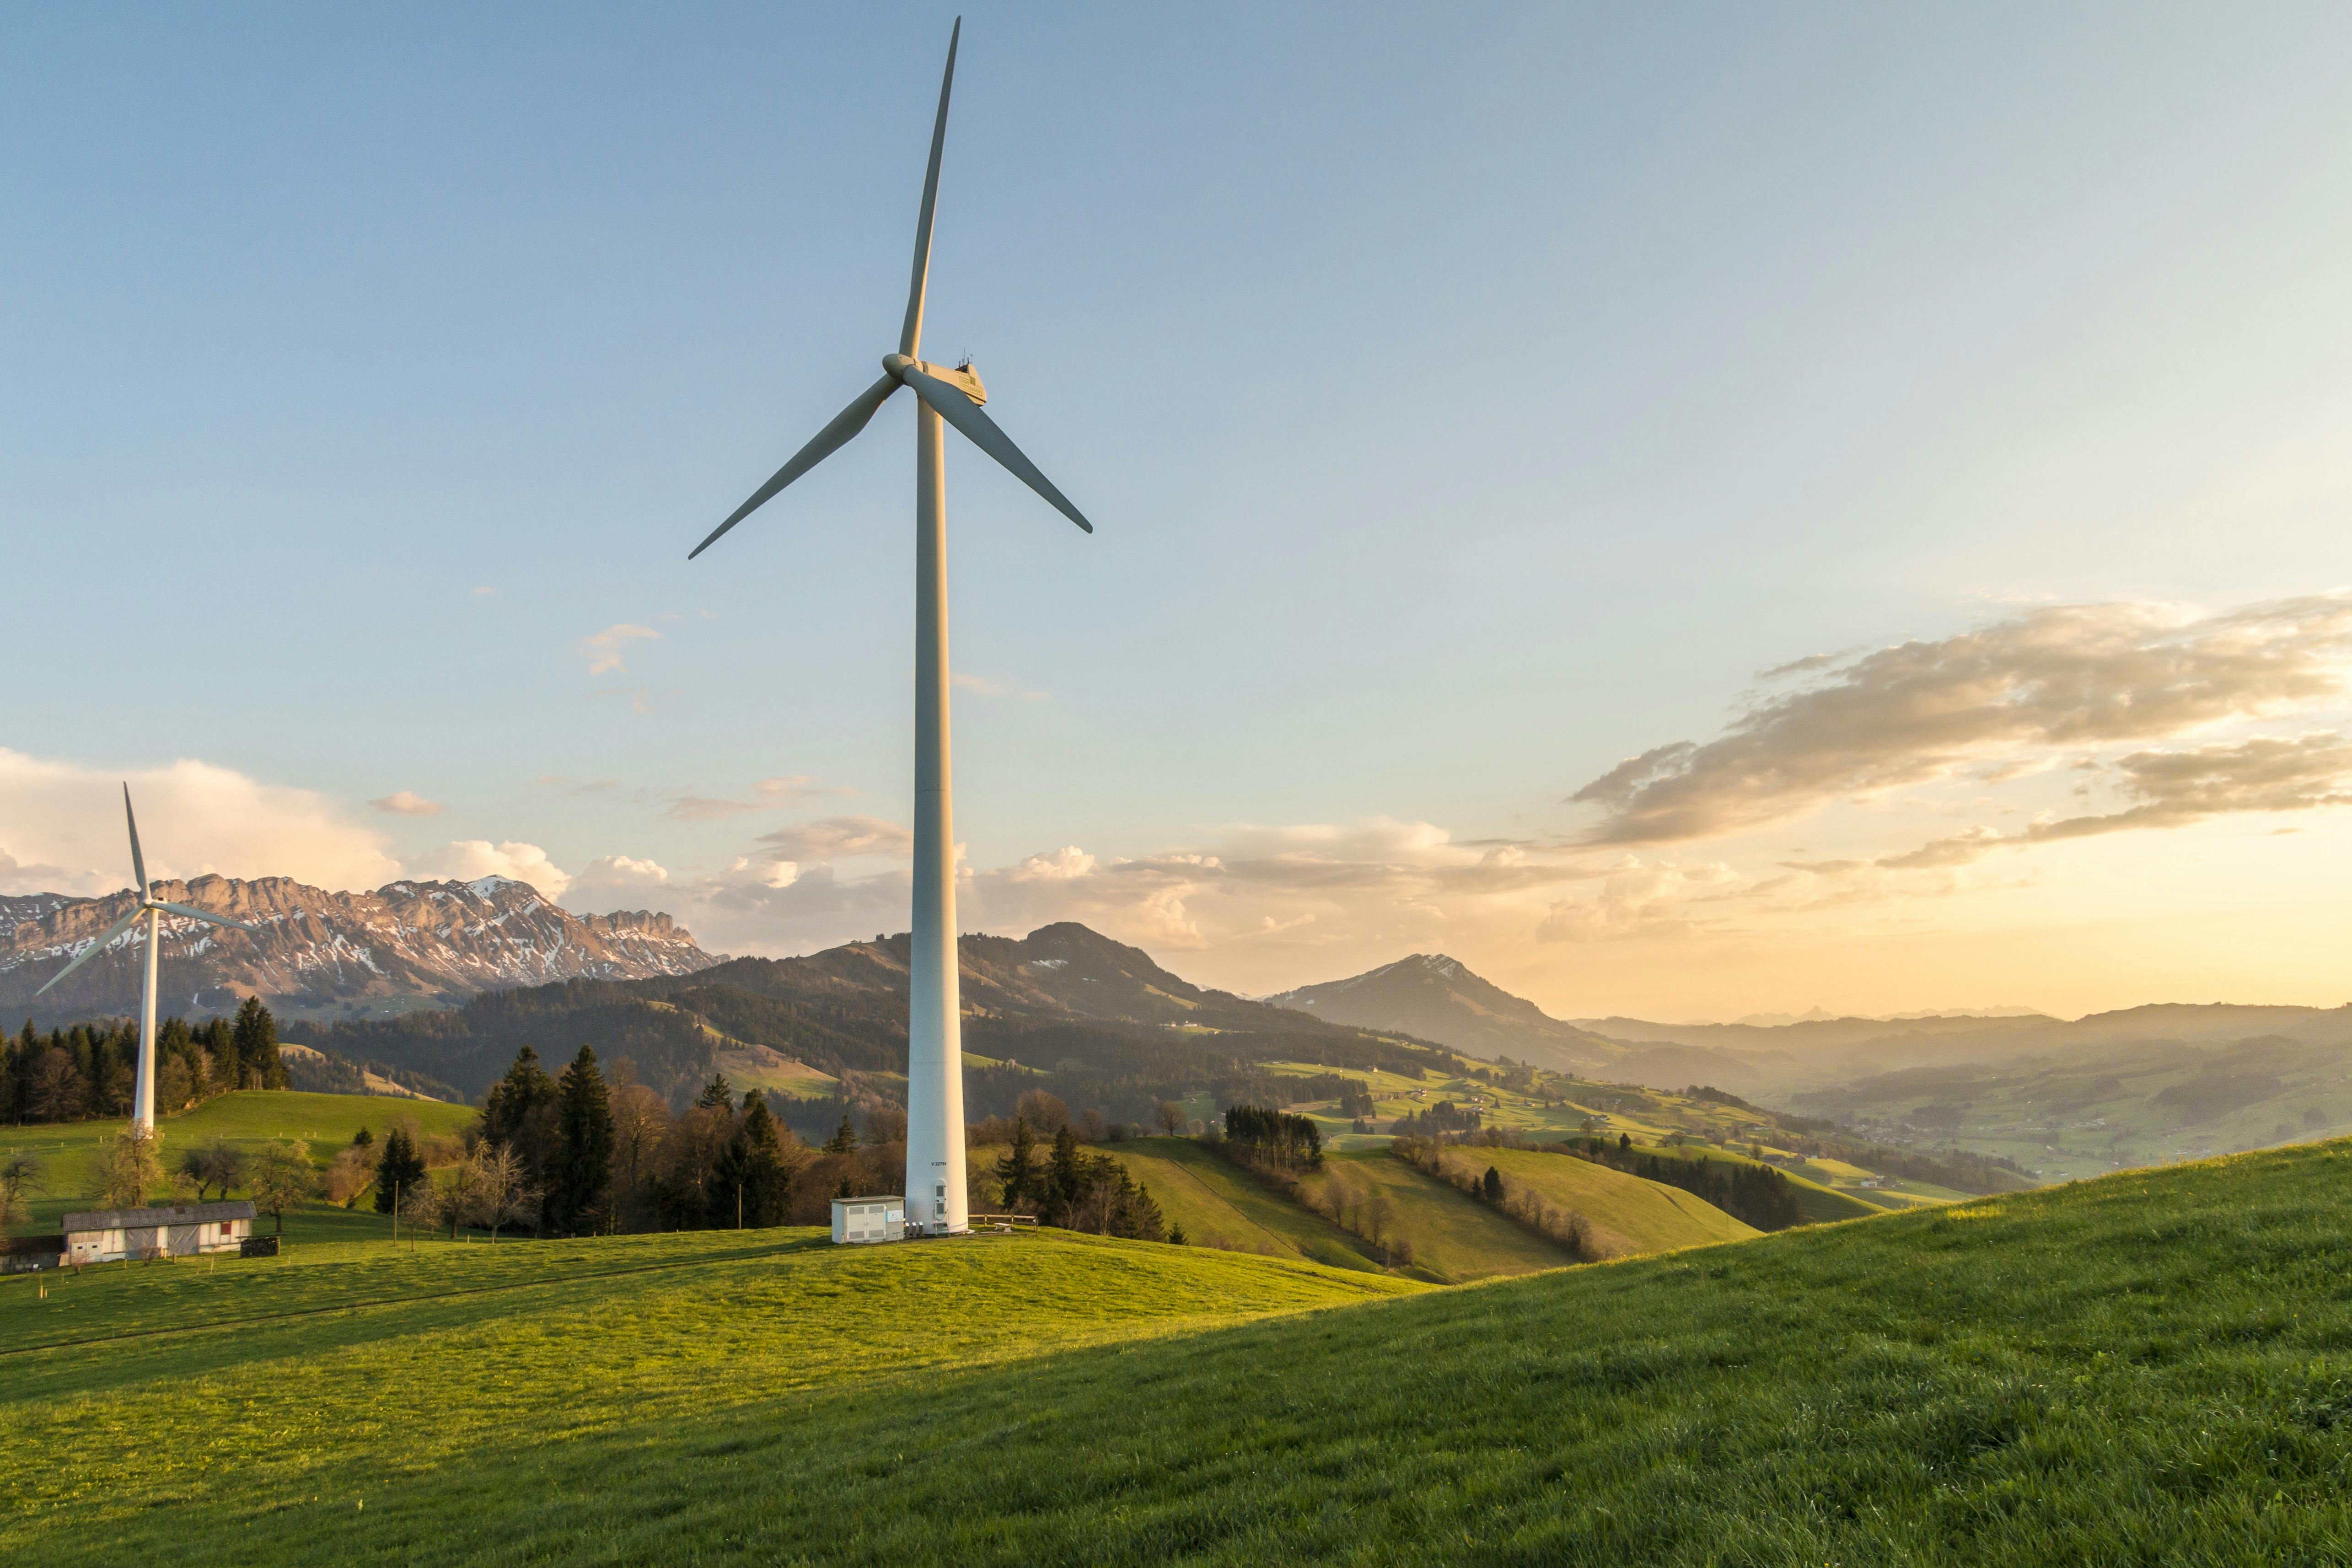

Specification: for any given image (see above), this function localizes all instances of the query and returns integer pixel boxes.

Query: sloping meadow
[7,1139,2351,1563]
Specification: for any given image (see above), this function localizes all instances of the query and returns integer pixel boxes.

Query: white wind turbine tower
[687,18,1093,1236]
[37,786,258,1134]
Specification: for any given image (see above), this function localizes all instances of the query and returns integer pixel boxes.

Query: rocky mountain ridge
[1,874,717,1025]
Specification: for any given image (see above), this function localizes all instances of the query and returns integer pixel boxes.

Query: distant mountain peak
[1,873,717,1025]
[1267,952,1620,1072]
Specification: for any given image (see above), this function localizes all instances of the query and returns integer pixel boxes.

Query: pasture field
[964,1138,1388,1272]
[1627,1140,1883,1224]
[1449,1145,1760,1255]
[0,1224,1421,1563]
[1295,1149,1570,1281]
[5,1138,2346,1563]
[1100,1138,1388,1273]
[4,1091,479,1231]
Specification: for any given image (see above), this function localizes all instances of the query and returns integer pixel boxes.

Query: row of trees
[1221,1105,1324,1170]
[989,1117,1170,1240]
[1,1000,285,1125]
[1549,1134,1804,1231]
[1389,1138,1599,1261]
[1388,1099,1482,1139]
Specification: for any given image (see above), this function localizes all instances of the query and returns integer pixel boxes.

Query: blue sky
[11,4,2352,1019]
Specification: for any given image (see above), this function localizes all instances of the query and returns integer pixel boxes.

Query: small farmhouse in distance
[61,1201,256,1264]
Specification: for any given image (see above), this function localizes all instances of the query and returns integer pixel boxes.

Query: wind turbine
[36,786,257,1134]
[687,18,1092,1237]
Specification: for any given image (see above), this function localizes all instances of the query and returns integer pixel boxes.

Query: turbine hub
[884,352,986,405]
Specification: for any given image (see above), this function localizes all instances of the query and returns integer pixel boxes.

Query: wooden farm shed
[61,1201,256,1264]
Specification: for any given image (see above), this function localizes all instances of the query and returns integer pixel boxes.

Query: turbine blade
[124,784,148,895]
[901,364,1095,533]
[152,901,258,934]
[34,907,144,996]
[689,375,902,559]
[898,16,961,359]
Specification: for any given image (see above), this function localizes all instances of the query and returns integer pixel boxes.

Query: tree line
[988,1116,1169,1241]
[1,999,286,1124]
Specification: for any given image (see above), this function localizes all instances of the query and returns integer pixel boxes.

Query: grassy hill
[1297,1149,1570,1281]
[1461,1146,1760,1254]
[4,1091,478,1231]
[5,1139,2346,1562]
[1625,1140,1885,1224]
[1034,1137,1759,1282]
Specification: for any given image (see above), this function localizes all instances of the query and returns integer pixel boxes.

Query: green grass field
[1297,1148,1570,1282]
[1099,1139,1388,1273]
[6,1135,2347,1562]
[1461,1145,1761,1255]
[1627,1140,1884,1224]
[4,1092,479,1232]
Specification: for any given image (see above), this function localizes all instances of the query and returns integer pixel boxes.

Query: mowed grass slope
[1101,1139,1389,1273]
[1632,1141,1883,1224]
[10,1139,2351,1563]
[1300,1149,1570,1282]
[5,1091,479,1229]
[1464,1146,1760,1255]
[0,1226,1424,1561]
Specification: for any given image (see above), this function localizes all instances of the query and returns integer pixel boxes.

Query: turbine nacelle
[883,353,985,404]
[686,16,1092,561]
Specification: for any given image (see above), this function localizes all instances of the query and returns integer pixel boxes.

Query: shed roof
[62,1201,256,1232]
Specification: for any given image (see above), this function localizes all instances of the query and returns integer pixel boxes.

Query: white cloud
[561,854,672,913]
[1573,594,2352,844]
[756,816,914,861]
[369,790,447,816]
[578,623,659,676]
[412,840,572,900]
[0,749,403,896]
[1005,846,1096,881]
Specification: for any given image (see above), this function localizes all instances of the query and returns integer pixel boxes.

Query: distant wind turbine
[37,786,257,1134]
[687,17,1092,1236]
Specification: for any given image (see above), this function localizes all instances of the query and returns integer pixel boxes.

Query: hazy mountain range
[1267,953,2352,1180]
[0,874,715,1026]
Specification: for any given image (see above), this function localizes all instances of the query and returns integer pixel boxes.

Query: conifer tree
[548,1046,615,1234]
[993,1115,1040,1210]
[483,1046,558,1146]
[373,1125,428,1216]
[1046,1122,1083,1226]
[823,1113,858,1155]
[738,1095,791,1225]
[198,1016,237,1093]
[230,997,283,1088]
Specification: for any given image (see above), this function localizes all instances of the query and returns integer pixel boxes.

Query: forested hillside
[318,923,1462,1118]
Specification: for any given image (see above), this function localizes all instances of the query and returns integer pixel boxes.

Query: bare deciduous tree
[96,1127,165,1208]
[247,1140,315,1234]
[0,1151,44,1224]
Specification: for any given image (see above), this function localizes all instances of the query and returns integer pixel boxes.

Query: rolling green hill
[1093,1140,1387,1273]
[5,1139,2345,1562]
[1296,1149,1570,1281]
[4,1091,478,1230]
[1462,1146,1761,1254]
[1626,1140,1884,1224]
